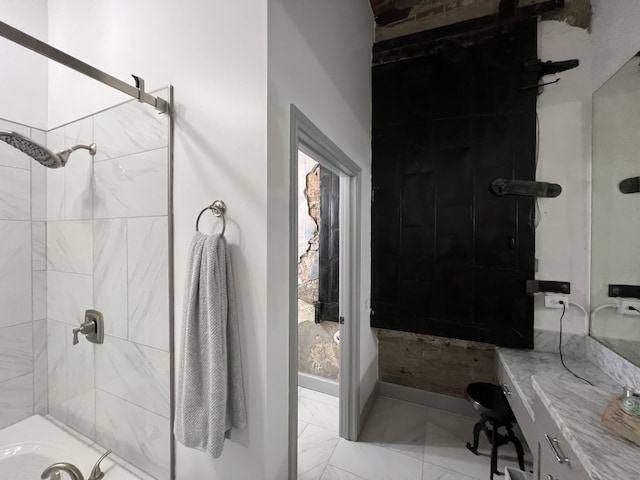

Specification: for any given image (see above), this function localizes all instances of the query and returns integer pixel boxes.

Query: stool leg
[505,425,525,471]
[489,422,504,478]
[466,417,485,454]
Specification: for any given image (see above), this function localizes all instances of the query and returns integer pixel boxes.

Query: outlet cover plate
[619,300,640,316]
[545,294,569,309]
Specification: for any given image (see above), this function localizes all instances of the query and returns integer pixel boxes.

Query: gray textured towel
[175,232,247,459]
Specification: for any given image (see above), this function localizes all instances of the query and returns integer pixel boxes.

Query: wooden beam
[374,0,563,65]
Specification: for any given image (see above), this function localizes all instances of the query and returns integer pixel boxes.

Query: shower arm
[64,143,97,155]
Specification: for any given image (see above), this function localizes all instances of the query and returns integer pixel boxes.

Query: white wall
[45,0,374,477]
[534,20,592,334]
[267,1,374,476]
[47,0,268,478]
[0,0,48,128]
[535,3,640,335]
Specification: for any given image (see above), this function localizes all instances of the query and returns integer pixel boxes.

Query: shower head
[0,130,97,168]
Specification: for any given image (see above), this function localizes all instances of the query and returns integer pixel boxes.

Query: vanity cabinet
[533,397,589,480]
[497,366,535,446]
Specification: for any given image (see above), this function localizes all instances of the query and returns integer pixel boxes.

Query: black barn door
[371,20,538,348]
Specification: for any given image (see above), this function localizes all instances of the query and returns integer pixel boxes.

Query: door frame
[288,105,362,479]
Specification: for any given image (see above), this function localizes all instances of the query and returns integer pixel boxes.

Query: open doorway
[289,106,362,479]
[297,156,341,392]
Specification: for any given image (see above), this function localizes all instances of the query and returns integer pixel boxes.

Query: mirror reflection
[591,52,640,366]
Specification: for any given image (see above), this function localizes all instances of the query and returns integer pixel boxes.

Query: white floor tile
[381,399,427,460]
[298,394,530,480]
[321,465,366,480]
[299,392,339,434]
[298,424,339,480]
[299,387,339,407]
[358,396,394,444]
[329,439,423,480]
[422,461,476,480]
[424,410,489,478]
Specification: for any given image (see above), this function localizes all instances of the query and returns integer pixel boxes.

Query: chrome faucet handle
[88,450,111,480]
[72,320,96,346]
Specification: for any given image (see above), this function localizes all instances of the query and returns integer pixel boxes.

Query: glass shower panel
[38,91,171,479]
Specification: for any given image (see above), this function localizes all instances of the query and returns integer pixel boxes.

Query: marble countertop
[533,376,640,480]
[497,348,620,420]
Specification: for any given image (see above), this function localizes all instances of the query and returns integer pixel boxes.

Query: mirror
[591,52,640,366]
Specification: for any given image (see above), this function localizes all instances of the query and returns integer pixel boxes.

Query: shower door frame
[288,105,362,479]
[0,20,175,479]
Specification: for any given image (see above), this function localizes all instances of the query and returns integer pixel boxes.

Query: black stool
[465,382,525,479]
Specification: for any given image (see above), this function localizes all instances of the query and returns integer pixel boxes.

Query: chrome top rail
[0,20,169,114]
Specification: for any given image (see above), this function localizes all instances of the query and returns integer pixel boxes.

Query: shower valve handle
[72,319,96,345]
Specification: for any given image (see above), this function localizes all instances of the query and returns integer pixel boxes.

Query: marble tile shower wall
[43,97,171,479]
[0,117,45,430]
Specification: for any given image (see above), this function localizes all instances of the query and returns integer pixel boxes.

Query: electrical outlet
[618,300,640,316]
[544,294,569,309]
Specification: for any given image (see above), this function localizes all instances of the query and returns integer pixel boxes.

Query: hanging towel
[175,232,247,459]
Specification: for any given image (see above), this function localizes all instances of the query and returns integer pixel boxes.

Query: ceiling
[369,0,591,42]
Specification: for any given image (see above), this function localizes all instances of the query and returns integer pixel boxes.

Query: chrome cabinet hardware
[546,475,555,480]
[545,433,570,464]
[502,383,512,396]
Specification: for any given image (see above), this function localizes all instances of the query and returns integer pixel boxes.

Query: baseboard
[377,381,477,417]
[298,372,339,397]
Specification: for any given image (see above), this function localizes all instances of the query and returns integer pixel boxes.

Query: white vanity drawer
[497,360,535,447]
[534,397,589,480]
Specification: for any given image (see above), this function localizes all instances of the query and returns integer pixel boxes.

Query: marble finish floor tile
[320,465,366,480]
[298,394,531,480]
[358,396,394,444]
[299,391,340,434]
[299,387,340,407]
[422,461,477,480]
[381,399,427,460]
[298,424,340,480]
[329,439,424,480]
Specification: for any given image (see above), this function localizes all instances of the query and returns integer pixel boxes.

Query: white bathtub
[0,415,140,480]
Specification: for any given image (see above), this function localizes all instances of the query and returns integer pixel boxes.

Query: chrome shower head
[0,130,97,168]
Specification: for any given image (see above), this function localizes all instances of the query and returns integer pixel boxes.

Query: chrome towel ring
[195,200,226,235]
